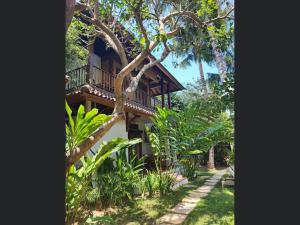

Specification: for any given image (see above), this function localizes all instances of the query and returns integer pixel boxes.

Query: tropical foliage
[64,0,235,223]
[65,102,142,224]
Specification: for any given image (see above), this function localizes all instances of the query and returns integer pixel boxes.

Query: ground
[88,167,234,225]
[182,184,234,225]
[99,168,215,225]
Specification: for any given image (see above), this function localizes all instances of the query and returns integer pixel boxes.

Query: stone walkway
[156,168,228,225]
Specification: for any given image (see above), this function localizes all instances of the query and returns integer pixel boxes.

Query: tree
[65,0,234,169]
[65,17,90,71]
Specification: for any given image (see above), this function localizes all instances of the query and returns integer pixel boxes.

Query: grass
[195,167,215,177]
[182,183,234,225]
[107,167,215,225]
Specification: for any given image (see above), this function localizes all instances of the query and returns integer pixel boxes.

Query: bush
[85,186,101,208]
[145,171,159,197]
[94,152,146,208]
[96,173,128,208]
[158,173,176,196]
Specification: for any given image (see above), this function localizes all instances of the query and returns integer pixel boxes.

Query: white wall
[137,121,153,156]
[88,120,128,158]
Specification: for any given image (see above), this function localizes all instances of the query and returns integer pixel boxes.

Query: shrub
[145,171,159,197]
[94,151,146,208]
[158,173,176,196]
[85,186,101,208]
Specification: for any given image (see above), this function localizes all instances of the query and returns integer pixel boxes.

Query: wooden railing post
[87,44,94,83]
[160,78,165,108]
[167,83,171,109]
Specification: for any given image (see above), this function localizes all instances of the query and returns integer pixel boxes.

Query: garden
[65,0,234,224]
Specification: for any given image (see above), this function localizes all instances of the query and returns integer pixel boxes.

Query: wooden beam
[149,82,161,89]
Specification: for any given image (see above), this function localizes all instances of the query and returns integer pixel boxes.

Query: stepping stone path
[156,168,228,225]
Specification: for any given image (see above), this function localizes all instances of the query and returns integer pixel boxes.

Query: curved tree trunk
[65,113,124,170]
[65,0,75,33]
[199,60,208,98]
[207,23,227,84]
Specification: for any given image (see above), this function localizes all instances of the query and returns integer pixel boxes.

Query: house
[66,36,184,165]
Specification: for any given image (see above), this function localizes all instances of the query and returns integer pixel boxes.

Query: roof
[147,55,185,96]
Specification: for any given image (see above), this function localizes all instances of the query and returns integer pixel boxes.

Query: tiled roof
[67,84,156,116]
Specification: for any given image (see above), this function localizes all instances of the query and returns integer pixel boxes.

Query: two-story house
[66,35,184,165]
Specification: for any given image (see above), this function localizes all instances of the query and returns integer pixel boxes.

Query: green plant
[94,149,145,208]
[85,186,101,207]
[65,101,112,154]
[158,172,176,196]
[96,173,126,208]
[179,150,203,180]
[84,215,116,225]
[65,137,141,224]
[144,170,159,197]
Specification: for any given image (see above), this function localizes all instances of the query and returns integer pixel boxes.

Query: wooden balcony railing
[66,65,163,109]
[65,65,87,91]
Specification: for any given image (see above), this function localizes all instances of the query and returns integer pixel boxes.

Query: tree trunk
[207,23,227,84]
[199,60,208,98]
[207,146,215,169]
[65,113,124,170]
[65,0,75,33]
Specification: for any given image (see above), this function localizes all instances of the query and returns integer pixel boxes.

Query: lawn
[182,183,234,225]
[107,168,215,225]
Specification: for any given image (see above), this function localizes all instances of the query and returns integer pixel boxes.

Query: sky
[152,50,219,87]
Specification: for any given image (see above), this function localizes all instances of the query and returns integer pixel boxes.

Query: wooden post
[125,112,129,132]
[160,78,165,108]
[147,79,151,107]
[85,99,92,112]
[87,43,94,83]
[167,83,171,109]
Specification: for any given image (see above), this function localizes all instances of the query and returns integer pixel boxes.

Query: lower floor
[67,94,156,168]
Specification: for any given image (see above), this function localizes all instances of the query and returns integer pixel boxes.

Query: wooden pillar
[167,83,171,109]
[160,78,165,108]
[125,112,129,132]
[147,79,151,107]
[85,99,92,112]
[87,43,94,83]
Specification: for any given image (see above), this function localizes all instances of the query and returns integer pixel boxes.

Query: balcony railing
[66,65,162,109]
[65,65,87,91]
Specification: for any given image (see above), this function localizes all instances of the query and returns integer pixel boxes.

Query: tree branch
[125,44,171,97]
[80,12,129,68]
[162,7,234,28]
[203,7,234,25]
[134,10,150,48]
[75,2,88,13]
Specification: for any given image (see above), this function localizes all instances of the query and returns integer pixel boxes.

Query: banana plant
[65,100,142,224]
[66,137,141,224]
[65,100,112,153]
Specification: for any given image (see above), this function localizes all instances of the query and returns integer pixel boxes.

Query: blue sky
[153,50,218,87]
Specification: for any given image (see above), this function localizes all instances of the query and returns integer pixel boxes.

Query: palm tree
[174,28,217,169]
[174,26,215,98]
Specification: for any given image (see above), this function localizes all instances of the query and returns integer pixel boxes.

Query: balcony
[66,65,162,110]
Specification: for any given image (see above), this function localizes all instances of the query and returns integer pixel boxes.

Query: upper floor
[66,37,184,116]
